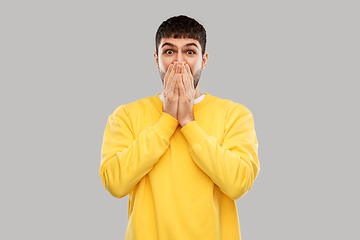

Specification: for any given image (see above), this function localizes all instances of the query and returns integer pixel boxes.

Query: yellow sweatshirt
[100,93,259,240]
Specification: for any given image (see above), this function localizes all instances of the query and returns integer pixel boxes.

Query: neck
[195,89,202,99]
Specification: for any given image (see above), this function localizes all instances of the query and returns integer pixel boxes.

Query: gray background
[1,0,359,239]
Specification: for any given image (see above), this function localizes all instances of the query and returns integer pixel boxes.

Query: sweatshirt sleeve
[100,106,178,198]
[180,106,260,200]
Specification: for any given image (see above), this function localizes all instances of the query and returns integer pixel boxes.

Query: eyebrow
[161,42,199,49]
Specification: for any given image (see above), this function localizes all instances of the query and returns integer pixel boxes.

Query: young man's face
[154,37,208,88]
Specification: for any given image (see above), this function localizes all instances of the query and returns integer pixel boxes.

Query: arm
[100,64,180,198]
[100,107,178,198]
[180,106,260,200]
[176,63,259,200]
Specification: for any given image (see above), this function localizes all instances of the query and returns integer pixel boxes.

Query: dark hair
[155,15,207,56]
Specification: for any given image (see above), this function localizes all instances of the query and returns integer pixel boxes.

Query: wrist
[163,106,178,120]
[180,118,194,128]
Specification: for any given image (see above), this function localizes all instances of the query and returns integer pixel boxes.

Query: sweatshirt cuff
[153,112,179,140]
[180,121,208,147]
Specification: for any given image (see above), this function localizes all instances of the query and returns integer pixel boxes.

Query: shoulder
[206,94,252,117]
[112,94,162,117]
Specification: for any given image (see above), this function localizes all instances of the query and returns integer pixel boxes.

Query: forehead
[159,37,201,50]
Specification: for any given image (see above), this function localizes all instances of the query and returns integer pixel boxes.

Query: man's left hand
[177,63,196,128]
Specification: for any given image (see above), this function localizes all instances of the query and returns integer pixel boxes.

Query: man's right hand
[162,63,180,120]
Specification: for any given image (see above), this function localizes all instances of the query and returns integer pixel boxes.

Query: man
[100,15,260,240]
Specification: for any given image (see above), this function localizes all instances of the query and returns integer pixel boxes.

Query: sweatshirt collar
[156,93,211,112]
[158,93,205,104]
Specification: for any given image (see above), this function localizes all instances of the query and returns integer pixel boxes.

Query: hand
[162,63,180,120]
[177,63,196,128]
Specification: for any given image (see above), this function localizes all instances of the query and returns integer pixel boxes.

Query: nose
[175,53,185,65]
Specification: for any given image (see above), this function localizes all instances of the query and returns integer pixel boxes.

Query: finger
[170,80,176,95]
[171,63,180,83]
[184,76,193,98]
[181,65,191,94]
[176,73,184,95]
[164,64,174,88]
[182,65,190,91]
[170,64,179,91]
[164,64,173,89]
[175,63,181,74]
[170,69,180,94]
[179,62,184,74]
[165,64,176,89]
[170,63,179,83]
[165,64,177,93]
[185,64,194,90]
[174,75,179,95]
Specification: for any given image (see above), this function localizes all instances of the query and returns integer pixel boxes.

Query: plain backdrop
[1,0,359,239]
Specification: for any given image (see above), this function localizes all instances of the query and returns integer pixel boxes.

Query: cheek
[159,61,166,71]
[160,63,170,73]
[188,61,202,75]
[159,57,173,72]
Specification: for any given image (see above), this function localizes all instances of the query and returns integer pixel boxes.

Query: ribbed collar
[153,93,212,112]
[158,93,205,104]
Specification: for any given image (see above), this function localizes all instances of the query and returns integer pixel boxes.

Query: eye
[165,49,173,54]
[187,50,195,55]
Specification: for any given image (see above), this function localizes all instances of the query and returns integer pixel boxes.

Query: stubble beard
[159,69,202,89]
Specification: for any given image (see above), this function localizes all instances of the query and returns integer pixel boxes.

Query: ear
[154,52,159,69]
[202,52,209,70]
